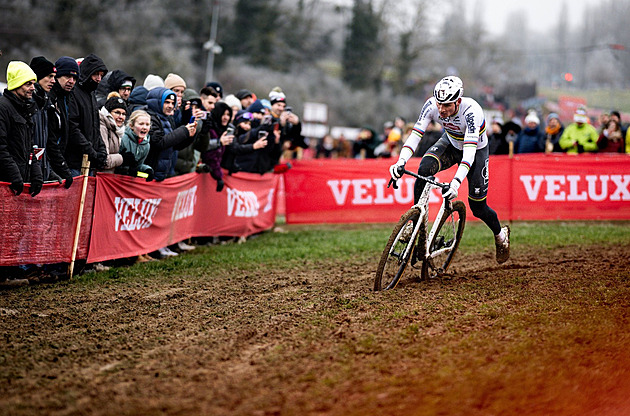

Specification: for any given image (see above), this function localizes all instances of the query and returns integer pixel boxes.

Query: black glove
[139,166,155,182]
[196,163,211,173]
[29,179,43,197]
[121,151,136,167]
[48,170,63,184]
[9,181,23,196]
[576,143,584,154]
[64,175,74,189]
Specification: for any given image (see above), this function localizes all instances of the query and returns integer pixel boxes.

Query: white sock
[495,229,506,242]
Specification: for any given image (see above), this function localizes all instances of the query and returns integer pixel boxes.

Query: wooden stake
[68,155,90,278]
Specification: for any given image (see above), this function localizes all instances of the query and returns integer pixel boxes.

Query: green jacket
[559,123,599,154]
[120,126,152,172]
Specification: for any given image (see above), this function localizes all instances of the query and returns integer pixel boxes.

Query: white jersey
[399,96,487,183]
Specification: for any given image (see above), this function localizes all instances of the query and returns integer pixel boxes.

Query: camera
[226,125,235,135]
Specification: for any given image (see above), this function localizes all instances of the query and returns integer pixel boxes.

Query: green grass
[91,221,630,283]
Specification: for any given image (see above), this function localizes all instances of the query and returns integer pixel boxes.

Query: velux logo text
[227,188,260,217]
[172,186,197,221]
[520,174,630,201]
[327,178,431,205]
[114,197,162,231]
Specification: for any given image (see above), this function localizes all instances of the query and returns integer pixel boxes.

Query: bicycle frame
[389,170,452,267]
[376,170,466,290]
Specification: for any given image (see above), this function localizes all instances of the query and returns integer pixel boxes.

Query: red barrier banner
[508,154,630,220]
[87,172,279,263]
[0,177,95,266]
[283,159,457,224]
[283,155,630,224]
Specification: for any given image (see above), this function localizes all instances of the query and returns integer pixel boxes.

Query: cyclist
[389,76,510,263]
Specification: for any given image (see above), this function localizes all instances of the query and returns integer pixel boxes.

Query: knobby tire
[374,208,421,291]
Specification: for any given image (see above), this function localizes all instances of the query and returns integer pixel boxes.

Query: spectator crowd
[1,54,628,284]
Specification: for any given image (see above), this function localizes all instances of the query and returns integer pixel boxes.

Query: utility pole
[204,0,222,83]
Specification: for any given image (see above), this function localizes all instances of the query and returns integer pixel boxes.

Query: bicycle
[374,169,466,291]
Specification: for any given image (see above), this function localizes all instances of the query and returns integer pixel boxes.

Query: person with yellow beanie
[0,61,44,197]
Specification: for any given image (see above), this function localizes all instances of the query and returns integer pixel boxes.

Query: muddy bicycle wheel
[421,200,466,280]
[374,208,423,291]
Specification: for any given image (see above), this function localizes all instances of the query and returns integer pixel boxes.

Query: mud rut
[1,244,629,416]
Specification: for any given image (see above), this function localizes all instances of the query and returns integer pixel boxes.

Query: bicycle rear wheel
[421,200,466,280]
[374,208,422,291]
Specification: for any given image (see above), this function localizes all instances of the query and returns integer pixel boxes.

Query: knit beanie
[269,90,286,105]
[164,73,186,91]
[246,99,265,114]
[546,113,560,123]
[104,95,128,114]
[7,61,37,90]
[524,112,540,126]
[29,56,56,81]
[223,94,242,110]
[143,74,164,91]
[54,56,79,78]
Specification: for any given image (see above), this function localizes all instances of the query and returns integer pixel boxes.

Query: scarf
[545,124,561,135]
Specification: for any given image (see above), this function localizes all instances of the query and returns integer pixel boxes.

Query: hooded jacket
[46,80,74,180]
[66,53,108,171]
[143,87,192,181]
[201,102,232,180]
[96,69,136,107]
[127,86,149,114]
[32,83,57,180]
[0,89,43,186]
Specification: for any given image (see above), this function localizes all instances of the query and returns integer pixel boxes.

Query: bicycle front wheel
[421,200,466,280]
[374,208,422,291]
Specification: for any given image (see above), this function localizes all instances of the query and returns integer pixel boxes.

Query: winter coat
[0,89,43,186]
[352,127,382,158]
[119,126,151,172]
[225,125,270,174]
[559,123,599,154]
[98,107,124,173]
[515,125,544,153]
[66,53,108,171]
[32,83,57,180]
[45,81,73,180]
[144,87,193,181]
[543,125,565,153]
[200,102,232,180]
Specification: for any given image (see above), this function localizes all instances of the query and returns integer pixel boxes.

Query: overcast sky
[479,0,602,35]
[327,0,603,36]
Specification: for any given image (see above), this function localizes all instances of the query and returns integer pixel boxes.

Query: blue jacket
[143,87,192,181]
[516,125,544,153]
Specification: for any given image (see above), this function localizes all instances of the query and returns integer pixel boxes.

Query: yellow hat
[7,61,37,91]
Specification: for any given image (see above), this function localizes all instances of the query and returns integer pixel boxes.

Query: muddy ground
[1,243,629,416]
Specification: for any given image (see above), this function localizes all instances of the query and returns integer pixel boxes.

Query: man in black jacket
[46,56,80,187]
[66,54,108,176]
[0,61,43,197]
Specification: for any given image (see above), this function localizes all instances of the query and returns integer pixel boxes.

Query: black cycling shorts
[420,133,490,201]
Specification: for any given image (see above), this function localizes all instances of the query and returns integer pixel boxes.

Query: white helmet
[433,76,464,104]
